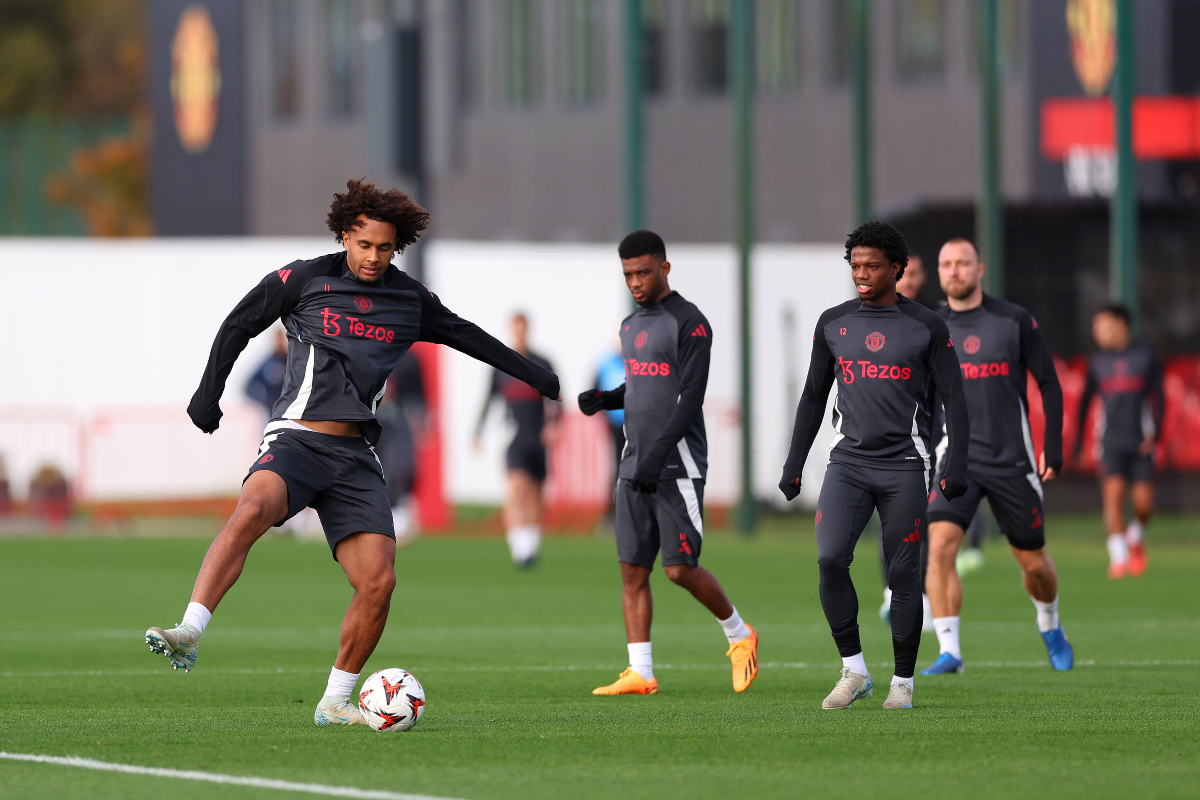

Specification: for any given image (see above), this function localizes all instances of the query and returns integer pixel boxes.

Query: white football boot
[822,669,874,709]
[145,623,200,672]
[882,681,914,709]
[314,696,367,726]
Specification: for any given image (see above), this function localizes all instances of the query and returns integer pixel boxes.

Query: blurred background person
[1076,305,1163,579]
[895,254,927,306]
[375,350,427,547]
[244,328,288,415]
[593,342,627,533]
[474,313,559,567]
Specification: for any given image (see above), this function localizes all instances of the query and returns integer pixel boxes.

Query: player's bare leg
[1011,545,1073,669]
[1101,475,1130,577]
[922,520,966,674]
[505,470,542,566]
[1127,480,1154,576]
[664,565,758,692]
[146,471,288,672]
[594,563,658,695]
[333,532,397,673]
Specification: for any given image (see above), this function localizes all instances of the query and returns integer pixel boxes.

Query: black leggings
[815,461,929,679]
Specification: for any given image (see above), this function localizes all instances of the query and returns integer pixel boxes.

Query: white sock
[392,503,411,536]
[323,667,359,701]
[1125,520,1144,545]
[933,616,961,659]
[181,602,212,636]
[842,652,868,677]
[882,587,892,605]
[717,606,751,644]
[507,525,542,562]
[628,641,653,680]
[891,674,914,691]
[1107,533,1129,565]
[1032,596,1059,633]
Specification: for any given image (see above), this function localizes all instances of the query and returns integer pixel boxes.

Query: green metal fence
[0,117,130,236]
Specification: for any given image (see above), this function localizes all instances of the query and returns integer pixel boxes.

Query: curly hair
[845,220,909,279]
[618,229,667,262]
[326,178,430,251]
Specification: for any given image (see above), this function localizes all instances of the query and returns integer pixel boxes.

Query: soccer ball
[357,668,425,732]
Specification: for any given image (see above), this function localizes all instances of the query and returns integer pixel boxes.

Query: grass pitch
[0,515,1197,799]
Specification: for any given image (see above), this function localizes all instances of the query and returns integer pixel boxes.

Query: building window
[562,0,604,104]
[691,0,727,94]
[896,0,944,83]
[270,0,301,119]
[326,0,356,118]
[642,0,667,97]
[458,0,480,107]
[969,0,1025,78]
[824,0,848,85]
[756,0,798,93]
[502,0,540,107]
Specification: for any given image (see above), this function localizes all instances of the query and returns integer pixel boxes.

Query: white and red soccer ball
[358,668,425,732]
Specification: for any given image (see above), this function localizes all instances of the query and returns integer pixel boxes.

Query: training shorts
[506,437,548,482]
[615,477,704,570]
[1097,449,1155,484]
[927,467,1045,551]
[247,426,395,558]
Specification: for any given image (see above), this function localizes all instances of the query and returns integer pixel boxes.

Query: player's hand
[778,474,801,501]
[1037,451,1058,483]
[578,390,605,416]
[1139,437,1156,456]
[630,470,659,494]
[939,474,968,500]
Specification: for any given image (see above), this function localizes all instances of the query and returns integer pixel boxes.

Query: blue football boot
[920,652,965,675]
[1041,627,1074,670]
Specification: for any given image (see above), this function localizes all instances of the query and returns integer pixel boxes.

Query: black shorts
[1097,449,1155,483]
[927,468,1045,551]
[247,427,395,558]
[506,438,547,482]
[615,477,704,570]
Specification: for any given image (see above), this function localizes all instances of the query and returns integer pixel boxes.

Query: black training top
[476,351,558,446]
[188,251,559,444]
[1076,342,1163,457]
[935,295,1064,475]
[781,295,969,481]
[602,291,711,482]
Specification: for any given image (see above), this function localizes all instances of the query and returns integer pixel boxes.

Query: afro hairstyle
[618,229,667,262]
[845,220,909,279]
[326,178,430,251]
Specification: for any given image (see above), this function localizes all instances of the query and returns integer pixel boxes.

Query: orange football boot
[1108,560,1128,579]
[1127,543,1147,577]
[592,668,658,695]
[727,624,759,692]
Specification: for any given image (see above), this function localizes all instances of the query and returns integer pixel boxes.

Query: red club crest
[634,331,649,350]
[257,454,274,464]
[353,295,373,313]
[865,331,886,352]
[963,335,982,356]
[814,510,823,525]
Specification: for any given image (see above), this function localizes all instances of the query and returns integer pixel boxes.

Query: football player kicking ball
[779,221,969,710]
[579,230,759,696]
[921,238,1073,676]
[146,180,560,726]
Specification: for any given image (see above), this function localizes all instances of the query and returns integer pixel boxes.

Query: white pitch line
[0,752,466,800]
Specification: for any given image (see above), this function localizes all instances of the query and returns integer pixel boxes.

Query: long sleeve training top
[934,295,1064,475]
[188,251,560,444]
[1075,341,1163,457]
[780,296,969,490]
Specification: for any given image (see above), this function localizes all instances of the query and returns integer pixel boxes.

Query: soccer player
[921,238,1073,675]
[145,179,560,727]
[578,230,759,696]
[474,313,558,567]
[778,221,969,710]
[1075,304,1162,579]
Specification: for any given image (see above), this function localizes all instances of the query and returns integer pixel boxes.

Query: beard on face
[943,276,978,300]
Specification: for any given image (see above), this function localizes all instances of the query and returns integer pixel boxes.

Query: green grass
[1,515,1198,799]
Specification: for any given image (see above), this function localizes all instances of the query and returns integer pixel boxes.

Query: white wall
[0,237,851,508]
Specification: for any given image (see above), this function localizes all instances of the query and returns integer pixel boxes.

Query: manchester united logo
[814,510,822,525]
[170,5,222,154]
[1066,0,1116,97]
[354,295,373,313]
[865,331,886,353]
[635,331,649,350]
[963,335,982,355]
